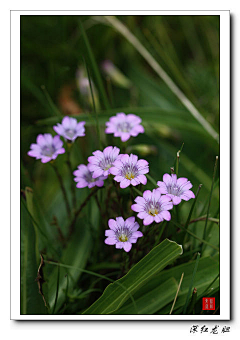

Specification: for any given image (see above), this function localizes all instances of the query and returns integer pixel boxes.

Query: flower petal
[120,178,131,188]
[163,173,172,186]
[123,242,132,252]
[143,190,151,200]
[105,230,115,237]
[143,215,154,226]
[137,174,147,185]
[108,219,117,230]
[115,242,123,249]
[172,196,182,205]
[160,210,171,221]
[105,237,117,245]
[131,204,143,213]
[116,217,125,228]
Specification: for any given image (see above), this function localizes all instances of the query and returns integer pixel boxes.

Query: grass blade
[169,272,184,314]
[171,219,219,251]
[52,265,60,314]
[83,239,183,314]
[46,259,138,315]
[184,184,203,230]
[84,58,102,148]
[41,85,62,116]
[146,173,158,187]
[104,16,219,143]
[201,156,219,252]
[183,252,201,314]
[175,143,184,176]
[80,21,110,110]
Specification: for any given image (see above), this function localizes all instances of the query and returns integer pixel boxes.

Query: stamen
[125,172,135,180]
[119,234,128,242]
[104,164,112,171]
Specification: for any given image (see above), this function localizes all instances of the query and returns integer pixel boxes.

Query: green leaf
[79,21,110,110]
[47,221,92,314]
[136,255,219,314]
[21,193,48,315]
[83,239,183,314]
[112,278,178,314]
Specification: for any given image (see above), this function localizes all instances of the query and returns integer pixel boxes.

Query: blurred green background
[20,15,220,315]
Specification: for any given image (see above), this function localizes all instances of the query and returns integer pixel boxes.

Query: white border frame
[11,10,230,320]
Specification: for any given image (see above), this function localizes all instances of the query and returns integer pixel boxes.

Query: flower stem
[175,142,184,177]
[66,144,77,210]
[51,163,71,219]
[153,221,167,247]
[67,187,101,239]
[200,156,218,253]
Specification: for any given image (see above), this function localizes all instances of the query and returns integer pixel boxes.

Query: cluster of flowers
[28,113,195,253]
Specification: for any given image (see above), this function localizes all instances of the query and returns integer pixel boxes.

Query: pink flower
[53,116,85,141]
[131,189,173,226]
[73,164,107,189]
[110,153,149,188]
[88,146,120,178]
[104,216,143,252]
[105,112,144,142]
[157,174,195,205]
[27,134,65,163]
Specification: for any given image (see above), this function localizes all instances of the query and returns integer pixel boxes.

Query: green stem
[84,59,102,149]
[51,163,71,219]
[175,142,184,177]
[183,252,201,314]
[171,219,219,251]
[46,259,138,314]
[40,85,62,117]
[52,265,60,315]
[153,221,167,247]
[183,184,202,245]
[80,21,110,110]
[201,156,218,253]
[67,187,101,239]
[132,186,143,196]
[169,272,184,314]
[146,173,158,187]
[66,144,77,210]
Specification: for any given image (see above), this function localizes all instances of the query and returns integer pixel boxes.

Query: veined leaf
[21,192,48,315]
[83,239,183,314]
[47,221,92,313]
[129,254,219,314]
[112,277,178,315]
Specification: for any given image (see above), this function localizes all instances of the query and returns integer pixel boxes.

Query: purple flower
[73,164,107,189]
[157,174,195,205]
[27,134,65,163]
[110,154,149,188]
[131,189,173,226]
[53,116,85,141]
[88,146,120,178]
[105,112,144,142]
[104,216,143,252]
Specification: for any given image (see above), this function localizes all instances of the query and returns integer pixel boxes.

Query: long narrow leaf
[83,239,183,314]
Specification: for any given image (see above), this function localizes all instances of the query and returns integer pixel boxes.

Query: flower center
[148,203,159,216]
[118,234,128,242]
[125,172,135,180]
[122,164,138,180]
[169,185,180,196]
[99,157,114,171]
[41,145,55,157]
[84,170,96,183]
[117,122,131,133]
[104,164,112,171]
[65,129,76,139]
